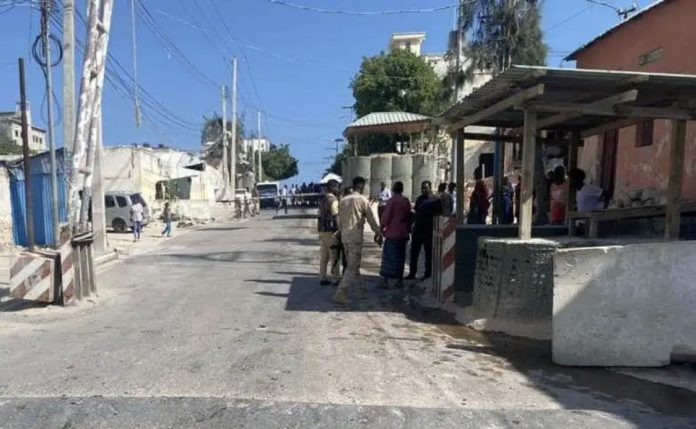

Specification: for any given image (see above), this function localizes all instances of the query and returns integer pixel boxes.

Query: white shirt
[378,188,392,207]
[130,202,144,222]
[576,183,604,212]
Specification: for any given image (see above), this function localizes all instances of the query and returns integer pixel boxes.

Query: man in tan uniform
[334,176,382,305]
[318,180,340,285]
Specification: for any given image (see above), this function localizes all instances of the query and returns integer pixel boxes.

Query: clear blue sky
[0,0,653,183]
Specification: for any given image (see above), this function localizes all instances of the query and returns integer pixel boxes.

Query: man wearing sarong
[333,176,382,305]
[378,181,411,289]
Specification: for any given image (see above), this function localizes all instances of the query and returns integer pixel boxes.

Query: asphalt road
[0,211,694,428]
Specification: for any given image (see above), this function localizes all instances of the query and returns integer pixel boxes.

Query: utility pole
[62,0,75,154]
[92,116,107,254]
[257,110,263,183]
[69,0,114,230]
[41,0,60,247]
[221,85,228,191]
[230,57,238,197]
[19,58,35,251]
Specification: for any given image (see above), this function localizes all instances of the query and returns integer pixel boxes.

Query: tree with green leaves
[200,115,245,173]
[256,144,298,181]
[0,135,23,155]
[450,0,547,88]
[352,49,449,118]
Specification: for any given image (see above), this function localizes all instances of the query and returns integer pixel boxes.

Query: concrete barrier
[454,225,567,306]
[459,238,559,339]
[553,241,696,367]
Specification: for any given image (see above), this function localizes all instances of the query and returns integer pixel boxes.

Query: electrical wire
[263,0,462,16]
[49,4,201,136]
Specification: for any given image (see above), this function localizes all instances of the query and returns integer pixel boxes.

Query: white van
[105,191,151,233]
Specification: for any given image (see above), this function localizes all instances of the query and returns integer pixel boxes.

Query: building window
[14,130,19,138]
[635,120,654,147]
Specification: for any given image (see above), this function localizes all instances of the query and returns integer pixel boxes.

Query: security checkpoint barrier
[8,225,95,306]
[9,252,56,302]
[430,216,457,304]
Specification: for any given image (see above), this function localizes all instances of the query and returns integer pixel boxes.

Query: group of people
[317,177,457,304]
[317,165,607,304]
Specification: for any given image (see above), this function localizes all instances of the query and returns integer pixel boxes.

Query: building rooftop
[344,111,431,138]
[566,0,671,60]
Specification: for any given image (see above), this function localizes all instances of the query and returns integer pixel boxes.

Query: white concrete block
[553,241,696,367]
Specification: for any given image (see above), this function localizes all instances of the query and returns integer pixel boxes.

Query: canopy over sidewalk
[440,65,696,240]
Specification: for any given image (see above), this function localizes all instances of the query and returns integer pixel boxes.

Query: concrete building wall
[553,240,696,366]
[103,147,223,204]
[573,0,696,199]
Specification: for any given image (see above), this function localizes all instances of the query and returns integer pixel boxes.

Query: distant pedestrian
[406,181,438,281]
[378,181,411,289]
[281,185,289,214]
[161,201,172,237]
[318,180,340,286]
[438,182,453,217]
[550,166,569,225]
[377,181,392,220]
[449,182,457,215]
[130,199,145,242]
[334,177,382,305]
[501,177,515,225]
[468,167,489,225]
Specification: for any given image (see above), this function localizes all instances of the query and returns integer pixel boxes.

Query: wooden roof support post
[519,109,537,240]
[455,128,466,224]
[567,131,580,236]
[665,118,687,240]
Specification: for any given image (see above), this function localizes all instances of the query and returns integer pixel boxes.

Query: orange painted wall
[573,0,696,199]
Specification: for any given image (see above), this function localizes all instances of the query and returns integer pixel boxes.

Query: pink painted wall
[573,0,696,199]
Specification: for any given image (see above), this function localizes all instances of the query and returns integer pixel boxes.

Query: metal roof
[344,111,432,138]
[442,65,696,134]
[566,0,671,61]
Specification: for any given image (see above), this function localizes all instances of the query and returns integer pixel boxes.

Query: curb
[93,250,119,268]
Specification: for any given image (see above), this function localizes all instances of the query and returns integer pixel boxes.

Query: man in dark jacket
[406,180,439,280]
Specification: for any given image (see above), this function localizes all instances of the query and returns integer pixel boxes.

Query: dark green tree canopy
[259,144,298,181]
[351,49,449,118]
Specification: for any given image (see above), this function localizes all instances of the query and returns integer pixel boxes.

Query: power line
[545,4,593,32]
[49,3,201,135]
[263,0,462,16]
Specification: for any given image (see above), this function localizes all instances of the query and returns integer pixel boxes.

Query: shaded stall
[442,66,696,240]
[438,66,696,339]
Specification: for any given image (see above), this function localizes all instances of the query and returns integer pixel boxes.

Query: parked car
[105,191,151,233]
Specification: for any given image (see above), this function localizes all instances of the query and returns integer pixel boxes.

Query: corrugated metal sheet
[8,148,69,247]
[442,65,696,130]
[347,112,431,129]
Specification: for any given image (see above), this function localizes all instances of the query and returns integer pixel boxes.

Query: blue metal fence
[7,148,68,247]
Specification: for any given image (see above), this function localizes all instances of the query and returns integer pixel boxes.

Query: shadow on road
[262,237,317,246]
[278,274,696,424]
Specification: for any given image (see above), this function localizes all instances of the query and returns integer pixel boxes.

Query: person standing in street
[377,181,392,221]
[468,167,490,225]
[549,166,569,225]
[130,199,145,242]
[406,181,438,281]
[161,201,173,238]
[378,181,411,289]
[334,176,382,305]
[438,182,453,217]
[281,185,289,214]
[318,180,340,286]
